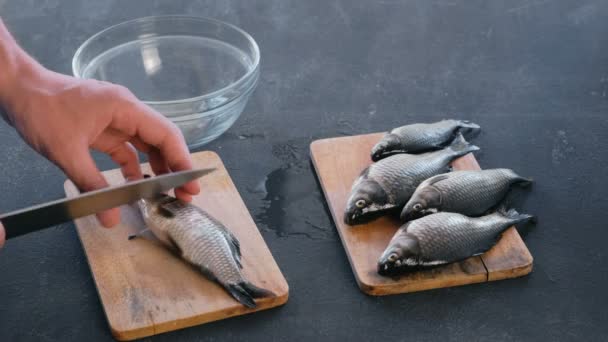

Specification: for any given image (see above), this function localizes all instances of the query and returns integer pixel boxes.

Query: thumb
[0,221,5,248]
[56,148,120,228]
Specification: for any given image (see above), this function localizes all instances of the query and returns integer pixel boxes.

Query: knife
[0,168,215,239]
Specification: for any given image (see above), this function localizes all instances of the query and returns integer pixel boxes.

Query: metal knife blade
[0,168,215,239]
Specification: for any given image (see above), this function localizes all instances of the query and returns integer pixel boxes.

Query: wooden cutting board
[64,151,289,341]
[310,133,533,295]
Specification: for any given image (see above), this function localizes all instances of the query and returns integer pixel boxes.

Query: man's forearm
[0,18,45,122]
[0,19,24,104]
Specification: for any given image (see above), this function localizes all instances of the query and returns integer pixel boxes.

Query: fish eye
[388,253,398,262]
[413,203,423,211]
[355,199,366,208]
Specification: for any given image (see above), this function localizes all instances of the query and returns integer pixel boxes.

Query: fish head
[136,197,156,222]
[344,178,394,225]
[371,133,403,161]
[377,229,421,275]
[400,187,441,221]
[135,175,153,219]
[135,182,172,227]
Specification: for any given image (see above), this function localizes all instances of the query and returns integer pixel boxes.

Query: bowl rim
[72,15,260,108]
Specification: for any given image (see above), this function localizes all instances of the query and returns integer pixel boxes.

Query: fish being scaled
[378,209,535,276]
[371,119,481,161]
[344,133,479,225]
[136,192,275,308]
[400,169,532,221]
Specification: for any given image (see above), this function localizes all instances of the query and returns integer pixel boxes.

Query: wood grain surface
[310,133,533,295]
[64,151,289,341]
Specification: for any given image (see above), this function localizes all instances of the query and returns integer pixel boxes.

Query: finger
[130,139,169,181]
[132,105,200,196]
[0,221,5,248]
[134,142,195,202]
[174,187,193,202]
[147,147,170,176]
[108,142,142,181]
[131,135,198,197]
[57,148,120,228]
[130,138,168,175]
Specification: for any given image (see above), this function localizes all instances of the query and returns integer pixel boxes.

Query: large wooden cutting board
[310,133,533,295]
[64,151,289,341]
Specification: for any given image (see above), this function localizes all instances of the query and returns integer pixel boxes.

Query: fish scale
[344,133,480,225]
[371,119,481,161]
[408,212,524,262]
[144,203,243,284]
[436,169,520,211]
[392,121,460,148]
[401,169,530,220]
[137,194,274,308]
[378,209,535,274]
[368,151,456,202]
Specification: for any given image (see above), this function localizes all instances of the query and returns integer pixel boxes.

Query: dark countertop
[1,1,607,341]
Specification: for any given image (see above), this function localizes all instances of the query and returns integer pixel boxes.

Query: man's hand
[0,17,200,229]
[0,18,199,233]
[1,67,200,227]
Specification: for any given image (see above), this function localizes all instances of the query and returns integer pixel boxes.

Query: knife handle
[0,202,72,240]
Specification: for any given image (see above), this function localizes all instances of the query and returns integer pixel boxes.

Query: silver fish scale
[368,149,458,202]
[391,120,461,150]
[407,212,517,263]
[147,203,244,286]
[431,169,522,215]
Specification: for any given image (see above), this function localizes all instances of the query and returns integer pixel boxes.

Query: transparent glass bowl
[72,15,260,148]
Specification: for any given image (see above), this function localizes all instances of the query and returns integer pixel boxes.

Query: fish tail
[498,207,537,225]
[371,133,401,161]
[514,176,533,188]
[242,281,276,298]
[501,168,533,187]
[226,282,275,309]
[458,120,481,131]
[227,283,256,308]
[448,133,480,156]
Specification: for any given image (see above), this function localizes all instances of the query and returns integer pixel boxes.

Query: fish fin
[157,196,184,218]
[241,281,276,298]
[128,228,151,241]
[157,205,176,218]
[471,246,493,257]
[227,283,257,308]
[199,265,218,282]
[225,281,275,308]
[513,176,533,188]
[224,232,243,268]
[498,207,537,225]
[167,234,183,256]
[448,133,480,155]
[457,120,481,131]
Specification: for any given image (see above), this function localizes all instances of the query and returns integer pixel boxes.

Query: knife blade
[0,168,215,239]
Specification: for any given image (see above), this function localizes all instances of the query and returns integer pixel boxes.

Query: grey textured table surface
[1,1,607,341]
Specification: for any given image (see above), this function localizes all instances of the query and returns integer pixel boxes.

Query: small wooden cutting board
[64,151,289,341]
[310,133,533,295]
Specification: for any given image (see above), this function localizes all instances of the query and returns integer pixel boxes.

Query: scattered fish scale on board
[135,190,275,308]
[344,133,479,225]
[377,209,535,276]
[370,119,481,161]
[400,168,533,221]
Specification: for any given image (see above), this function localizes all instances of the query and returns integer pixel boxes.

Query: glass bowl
[72,15,260,148]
